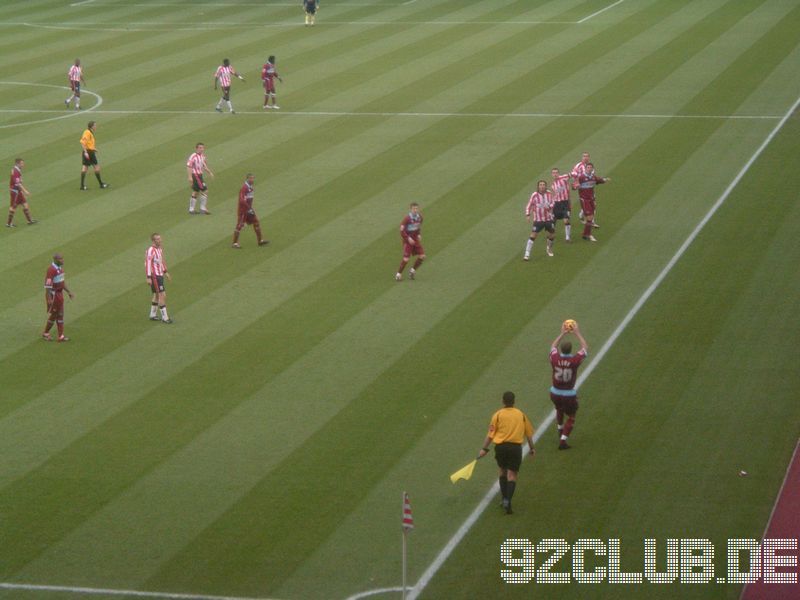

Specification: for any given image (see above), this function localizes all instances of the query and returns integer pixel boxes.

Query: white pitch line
[70,0,96,5]
[0,107,781,120]
[577,0,626,23]
[7,20,575,31]
[344,586,404,600]
[0,81,102,129]
[0,582,284,600]
[407,92,800,600]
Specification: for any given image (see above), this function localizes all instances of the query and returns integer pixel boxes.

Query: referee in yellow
[80,121,109,190]
[478,391,535,515]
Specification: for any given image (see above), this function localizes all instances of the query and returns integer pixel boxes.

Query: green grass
[0,1,799,599]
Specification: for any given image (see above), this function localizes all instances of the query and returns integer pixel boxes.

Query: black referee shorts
[494,442,523,472]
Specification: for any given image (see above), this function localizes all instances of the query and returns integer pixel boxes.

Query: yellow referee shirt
[80,129,96,151]
[487,407,534,444]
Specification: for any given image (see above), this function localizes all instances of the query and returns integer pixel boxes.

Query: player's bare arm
[527,437,536,455]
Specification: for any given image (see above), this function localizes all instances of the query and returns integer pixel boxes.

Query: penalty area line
[407,91,800,600]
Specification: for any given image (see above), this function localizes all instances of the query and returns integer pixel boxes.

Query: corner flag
[402,492,414,531]
[449,459,477,483]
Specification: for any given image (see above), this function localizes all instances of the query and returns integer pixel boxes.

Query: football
[563,319,577,331]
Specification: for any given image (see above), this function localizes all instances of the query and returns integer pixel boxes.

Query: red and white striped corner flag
[402,492,414,531]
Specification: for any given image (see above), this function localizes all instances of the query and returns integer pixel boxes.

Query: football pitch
[1,0,799,598]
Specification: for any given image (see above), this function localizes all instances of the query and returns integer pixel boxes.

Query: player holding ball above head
[549,320,588,450]
[232,173,269,248]
[214,58,244,114]
[395,202,425,282]
[261,56,283,110]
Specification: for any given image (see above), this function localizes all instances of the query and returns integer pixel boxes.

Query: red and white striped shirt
[571,160,590,178]
[214,65,235,87]
[551,174,571,202]
[145,245,167,277]
[68,64,82,82]
[262,62,278,82]
[186,152,206,176]
[525,191,555,222]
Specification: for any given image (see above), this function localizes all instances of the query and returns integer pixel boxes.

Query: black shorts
[149,275,165,293]
[553,201,570,220]
[494,442,523,472]
[532,220,555,233]
[191,174,207,193]
[82,150,98,166]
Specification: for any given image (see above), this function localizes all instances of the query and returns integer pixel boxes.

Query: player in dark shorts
[549,321,589,449]
[232,173,269,248]
[550,167,573,241]
[303,0,319,26]
[478,391,536,514]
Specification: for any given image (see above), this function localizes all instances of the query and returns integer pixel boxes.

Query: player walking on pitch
[232,174,269,248]
[7,158,37,227]
[42,253,74,342]
[80,121,109,190]
[186,143,214,214]
[550,321,588,450]
[214,58,244,114]
[261,56,283,109]
[523,180,555,260]
[395,202,425,281]
[145,233,173,324]
[478,391,536,515]
[65,58,85,110]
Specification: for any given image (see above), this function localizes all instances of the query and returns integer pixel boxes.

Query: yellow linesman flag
[450,459,477,483]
